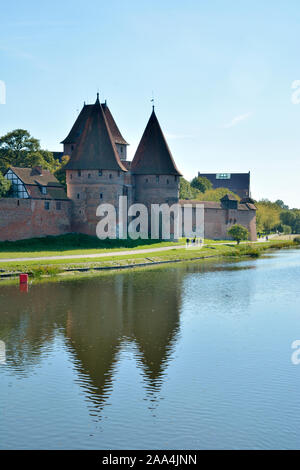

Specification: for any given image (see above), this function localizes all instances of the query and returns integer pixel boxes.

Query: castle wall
[115,143,127,161]
[203,207,257,241]
[0,198,72,241]
[134,174,180,208]
[0,174,257,243]
[66,169,128,236]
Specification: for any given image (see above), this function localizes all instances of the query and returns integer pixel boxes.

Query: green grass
[0,239,297,280]
[0,233,184,259]
[0,234,232,260]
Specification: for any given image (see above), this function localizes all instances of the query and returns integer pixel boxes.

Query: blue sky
[1,0,300,207]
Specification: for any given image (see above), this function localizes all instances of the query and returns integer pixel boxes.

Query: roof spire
[151,91,155,111]
[96,92,100,103]
[64,99,127,172]
[131,109,182,176]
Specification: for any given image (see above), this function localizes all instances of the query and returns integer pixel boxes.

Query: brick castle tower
[62,95,181,236]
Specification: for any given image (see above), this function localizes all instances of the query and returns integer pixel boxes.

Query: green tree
[281,225,292,234]
[54,155,70,189]
[228,224,249,244]
[0,129,57,174]
[275,199,289,210]
[0,173,11,197]
[190,176,213,193]
[179,177,201,199]
[255,200,281,233]
[196,187,240,202]
[280,210,296,229]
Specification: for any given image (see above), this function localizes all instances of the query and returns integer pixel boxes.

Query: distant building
[198,172,251,199]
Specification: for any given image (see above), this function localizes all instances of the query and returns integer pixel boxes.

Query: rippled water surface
[1,250,300,449]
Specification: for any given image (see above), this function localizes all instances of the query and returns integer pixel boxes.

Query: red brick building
[0,95,256,241]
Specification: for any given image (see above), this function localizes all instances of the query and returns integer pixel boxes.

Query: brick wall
[66,169,126,236]
[0,198,72,241]
[204,207,257,241]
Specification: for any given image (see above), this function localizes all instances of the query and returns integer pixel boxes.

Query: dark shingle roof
[179,199,256,211]
[61,101,128,147]
[61,105,93,144]
[10,166,62,186]
[8,166,68,200]
[131,110,182,176]
[25,185,69,200]
[101,102,128,145]
[64,97,127,172]
[221,193,238,201]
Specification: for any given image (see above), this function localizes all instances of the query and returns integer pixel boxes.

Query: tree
[190,176,213,193]
[54,155,70,189]
[196,187,240,202]
[0,173,11,197]
[228,224,249,244]
[281,225,292,234]
[255,200,281,233]
[179,177,201,199]
[275,199,289,210]
[280,210,296,228]
[0,129,57,174]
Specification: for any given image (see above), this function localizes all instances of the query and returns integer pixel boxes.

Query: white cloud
[222,112,252,129]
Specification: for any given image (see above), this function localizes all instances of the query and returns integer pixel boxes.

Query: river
[0,249,300,449]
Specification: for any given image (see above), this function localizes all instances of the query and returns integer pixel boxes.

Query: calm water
[0,250,300,450]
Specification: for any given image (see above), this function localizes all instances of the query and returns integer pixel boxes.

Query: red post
[19,273,28,285]
[19,283,29,293]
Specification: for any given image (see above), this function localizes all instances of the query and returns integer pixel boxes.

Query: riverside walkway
[0,238,272,263]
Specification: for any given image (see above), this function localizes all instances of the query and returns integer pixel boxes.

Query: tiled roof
[10,166,62,186]
[61,101,128,147]
[64,97,127,172]
[131,109,182,176]
[25,185,69,200]
[221,194,238,201]
[101,102,128,145]
[179,199,256,211]
[8,166,68,200]
[61,105,93,144]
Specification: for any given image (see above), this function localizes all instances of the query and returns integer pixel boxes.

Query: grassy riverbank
[0,233,233,259]
[0,237,298,281]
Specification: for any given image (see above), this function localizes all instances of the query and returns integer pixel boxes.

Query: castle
[0,94,257,241]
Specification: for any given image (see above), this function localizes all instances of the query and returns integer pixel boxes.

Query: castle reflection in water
[0,261,253,416]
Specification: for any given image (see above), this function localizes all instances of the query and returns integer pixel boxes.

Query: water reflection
[0,260,255,417]
[65,269,182,411]
[0,340,5,364]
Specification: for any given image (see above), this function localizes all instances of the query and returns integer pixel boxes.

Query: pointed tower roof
[131,109,182,175]
[61,99,128,147]
[64,96,127,172]
[61,104,93,145]
[101,101,128,145]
